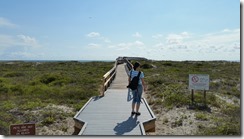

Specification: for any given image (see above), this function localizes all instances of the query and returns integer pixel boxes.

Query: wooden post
[191,89,194,105]
[101,78,105,97]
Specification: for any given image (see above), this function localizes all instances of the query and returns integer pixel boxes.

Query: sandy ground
[11,89,238,136]
[143,91,240,135]
[143,92,203,135]
[9,104,75,135]
[35,104,75,135]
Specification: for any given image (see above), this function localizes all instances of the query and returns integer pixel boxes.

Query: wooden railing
[101,61,118,96]
[124,58,133,71]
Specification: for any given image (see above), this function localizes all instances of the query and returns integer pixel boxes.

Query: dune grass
[0,61,114,135]
[132,60,240,135]
[0,60,240,135]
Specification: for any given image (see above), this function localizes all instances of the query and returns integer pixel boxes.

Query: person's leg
[136,103,140,113]
[135,85,143,115]
[132,103,135,114]
[131,90,137,114]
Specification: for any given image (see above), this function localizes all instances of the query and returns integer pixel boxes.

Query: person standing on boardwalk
[128,61,146,116]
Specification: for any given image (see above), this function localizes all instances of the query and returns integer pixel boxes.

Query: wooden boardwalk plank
[74,64,155,135]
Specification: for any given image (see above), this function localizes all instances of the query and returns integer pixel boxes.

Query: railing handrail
[124,58,133,71]
[101,60,118,96]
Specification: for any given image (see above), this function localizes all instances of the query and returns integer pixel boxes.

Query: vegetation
[133,60,240,135]
[0,61,113,135]
[0,60,240,135]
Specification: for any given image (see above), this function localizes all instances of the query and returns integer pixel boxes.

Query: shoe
[131,111,136,115]
[136,112,141,116]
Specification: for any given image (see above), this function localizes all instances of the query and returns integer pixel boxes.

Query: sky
[0,0,241,61]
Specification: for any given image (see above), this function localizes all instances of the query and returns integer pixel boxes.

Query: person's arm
[141,78,147,92]
[128,71,132,84]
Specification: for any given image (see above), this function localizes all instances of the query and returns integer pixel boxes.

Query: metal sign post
[204,90,206,107]
[191,89,194,105]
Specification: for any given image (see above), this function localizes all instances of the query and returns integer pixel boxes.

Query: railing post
[101,78,105,97]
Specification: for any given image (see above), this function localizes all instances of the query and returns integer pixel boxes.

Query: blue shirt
[129,70,144,85]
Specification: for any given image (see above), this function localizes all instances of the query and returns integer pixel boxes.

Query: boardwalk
[73,63,156,135]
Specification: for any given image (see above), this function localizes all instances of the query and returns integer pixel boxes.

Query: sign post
[10,123,36,135]
[189,74,209,107]
[191,89,194,105]
[204,90,206,106]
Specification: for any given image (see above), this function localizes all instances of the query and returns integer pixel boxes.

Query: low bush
[0,61,114,135]
[195,113,208,121]
[3,72,24,78]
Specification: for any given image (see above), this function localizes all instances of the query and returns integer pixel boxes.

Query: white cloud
[132,32,142,38]
[0,34,42,49]
[87,43,101,49]
[222,28,231,32]
[186,29,239,54]
[166,32,190,45]
[103,38,111,43]
[86,32,111,43]
[155,29,239,58]
[0,34,45,60]
[166,34,183,45]
[154,43,164,49]
[117,43,129,50]
[111,40,145,50]
[10,52,37,58]
[233,43,240,49]
[86,32,100,38]
[0,17,16,28]
[152,34,163,39]
[17,35,41,48]
[0,35,16,47]
[181,32,190,37]
[203,32,239,44]
[134,40,144,46]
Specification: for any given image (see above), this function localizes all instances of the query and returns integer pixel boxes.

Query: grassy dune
[136,60,240,135]
[0,60,240,135]
[0,61,114,135]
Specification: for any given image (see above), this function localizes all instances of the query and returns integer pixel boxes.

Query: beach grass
[0,60,240,135]
[133,60,240,135]
[0,61,114,135]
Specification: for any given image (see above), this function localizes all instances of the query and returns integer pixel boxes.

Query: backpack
[127,71,141,90]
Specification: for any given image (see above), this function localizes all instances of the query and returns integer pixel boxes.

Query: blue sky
[0,0,240,61]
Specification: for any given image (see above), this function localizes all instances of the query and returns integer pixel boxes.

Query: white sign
[189,74,209,90]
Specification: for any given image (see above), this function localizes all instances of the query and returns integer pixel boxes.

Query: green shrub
[198,122,240,135]
[3,72,24,77]
[0,84,10,93]
[163,91,190,109]
[1,101,15,111]
[195,113,208,121]
[207,93,220,107]
[171,118,183,127]
[0,78,7,83]
[40,74,61,84]
[42,117,55,125]
[73,100,89,111]
[221,103,240,117]
[163,62,173,66]
[141,63,153,69]
[19,99,45,110]
[10,85,24,95]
